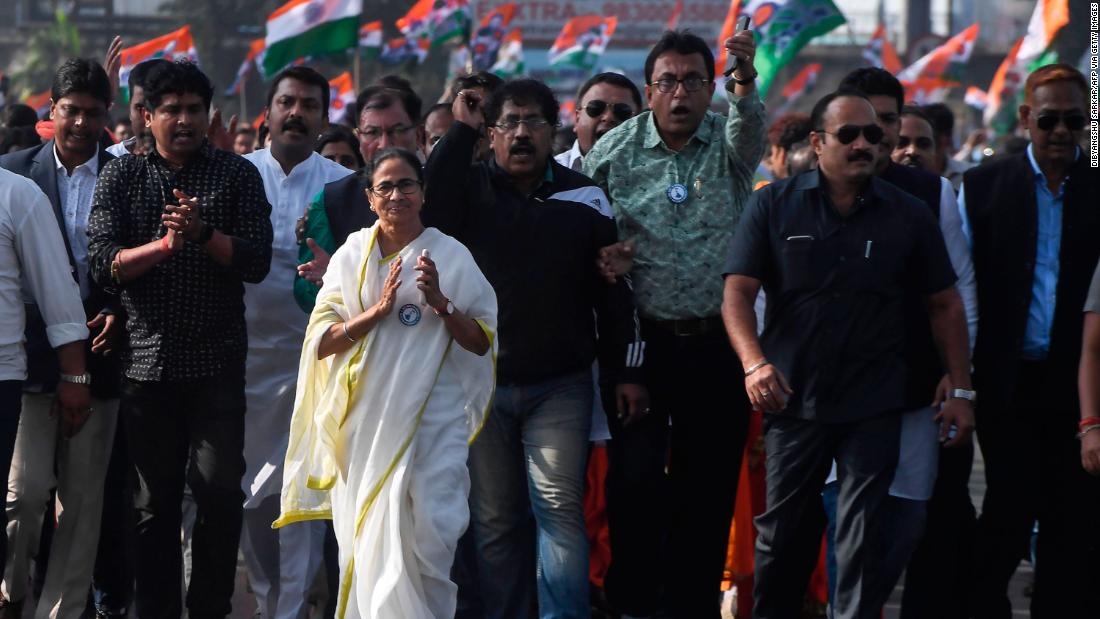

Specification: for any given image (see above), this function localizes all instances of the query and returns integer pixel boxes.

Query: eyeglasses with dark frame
[368,178,423,198]
[649,76,711,94]
[494,117,553,132]
[357,124,416,142]
[815,124,885,146]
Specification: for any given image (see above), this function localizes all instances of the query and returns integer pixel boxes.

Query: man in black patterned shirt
[87,60,272,619]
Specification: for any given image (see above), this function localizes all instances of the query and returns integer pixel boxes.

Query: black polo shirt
[723,170,956,423]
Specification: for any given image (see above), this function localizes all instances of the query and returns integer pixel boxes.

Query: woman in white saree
[275,149,497,619]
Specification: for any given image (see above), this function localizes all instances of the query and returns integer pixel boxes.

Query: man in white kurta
[241,67,353,619]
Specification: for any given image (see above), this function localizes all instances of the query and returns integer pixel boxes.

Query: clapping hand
[376,258,402,315]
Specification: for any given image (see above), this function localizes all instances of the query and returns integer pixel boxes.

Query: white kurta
[277,225,497,619]
[241,149,352,507]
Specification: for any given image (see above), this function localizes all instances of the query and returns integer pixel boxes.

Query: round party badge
[399,304,422,326]
[666,183,688,204]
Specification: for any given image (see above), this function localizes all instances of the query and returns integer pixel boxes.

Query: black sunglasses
[584,100,634,122]
[897,136,934,150]
[1035,111,1085,131]
[817,124,884,145]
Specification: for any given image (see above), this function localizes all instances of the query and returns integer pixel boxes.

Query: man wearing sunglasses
[891,105,937,173]
[960,64,1100,618]
[583,29,765,619]
[555,72,642,172]
[723,89,971,619]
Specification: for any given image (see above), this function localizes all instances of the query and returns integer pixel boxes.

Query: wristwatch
[434,299,454,317]
[197,222,216,245]
[59,372,92,387]
[949,388,977,403]
[733,67,758,85]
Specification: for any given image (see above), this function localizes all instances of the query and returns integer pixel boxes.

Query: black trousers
[93,416,136,614]
[970,361,1100,619]
[0,380,22,580]
[120,374,246,619]
[602,321,750,619]
[753,411,901,619]
[899,440,976,619]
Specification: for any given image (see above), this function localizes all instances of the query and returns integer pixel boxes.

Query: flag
[774,62,821,114]
[23,90,52,116]
[471,3,517,71]
[898,23,980,103]
[718,0,847,97]
[667,0,684,30]
[380,37,430,65]
[491,29,525,78]
[559,99,576,127]
[398,0,472,48]
[1017,0,1068,68]
[983,38,1026,134]
[327,71,355,123]
[262,0,361,78]
[964,86,989,111]
[862,25,902,74]
[359,21,383,58]
[225,38,266,97]
[119,26,199,100]
[548,16,617,70]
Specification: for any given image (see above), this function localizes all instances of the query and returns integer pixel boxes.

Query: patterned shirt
[88,142,273,382]
[583,89,766,320]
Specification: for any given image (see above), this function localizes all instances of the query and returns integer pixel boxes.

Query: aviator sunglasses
[816,124,884,145]
[1035,111,1086,131]
[584,100,634,122]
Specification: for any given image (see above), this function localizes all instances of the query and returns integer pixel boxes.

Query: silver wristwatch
[949,388,976,403]
[59,372,92,386]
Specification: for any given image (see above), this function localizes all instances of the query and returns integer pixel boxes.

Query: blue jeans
[468,370,592,619]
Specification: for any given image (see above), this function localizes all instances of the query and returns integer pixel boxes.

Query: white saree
[275,224,497,619]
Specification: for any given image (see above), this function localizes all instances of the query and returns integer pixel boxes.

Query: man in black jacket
[0,58,121,618]
[424,79,646,618]
[961,63,1100,619]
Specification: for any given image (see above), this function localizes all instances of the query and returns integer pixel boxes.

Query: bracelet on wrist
[1076,424,1100,440]
[342,321,357,343]
[744,359,769,377]
[1079,416,1100,431]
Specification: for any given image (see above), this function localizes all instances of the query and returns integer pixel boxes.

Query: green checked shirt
[583,88,766,320]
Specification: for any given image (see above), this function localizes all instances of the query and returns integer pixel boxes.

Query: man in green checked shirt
[582,29,766,619]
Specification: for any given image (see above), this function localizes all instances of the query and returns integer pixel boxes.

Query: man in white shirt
[241,66,353,619]
[0,58,119,619]
[554,72,642,172]
[0,166,89,613]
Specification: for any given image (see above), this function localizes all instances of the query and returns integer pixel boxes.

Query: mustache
[670,105,691,114]
[848,150,874,162]
[510,140,535,154]
[283,117,308,133]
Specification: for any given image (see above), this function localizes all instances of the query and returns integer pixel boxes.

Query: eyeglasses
[584,101,634,122]
[55,104,107,121]
[650,76,710,94]
[1035,111,1086,131]
[357,124,415,142]
[816,124,884,145]
[897,136,934,150]
[494,117,552,132]
[369,178,422,198]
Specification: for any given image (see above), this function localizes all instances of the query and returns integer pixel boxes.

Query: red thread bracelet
[161,235,172,254]
[1080,417,1100,431]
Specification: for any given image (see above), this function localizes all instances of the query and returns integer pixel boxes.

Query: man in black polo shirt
[424,79,646,618]
[721,90,972,619]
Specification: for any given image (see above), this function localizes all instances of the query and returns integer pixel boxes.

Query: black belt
[643,316,724,337]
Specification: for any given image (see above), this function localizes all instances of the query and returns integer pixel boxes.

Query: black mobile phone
[723,15,751,77]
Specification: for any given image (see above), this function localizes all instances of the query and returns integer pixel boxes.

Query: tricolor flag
[718,0,847,97]
[225,38,266,97]
[360,21,383,58]
[398,0,472,48]
[667,0,684,31]
[380,37,431,65]
[491,29,525,78]
[898,23,980,103]
[23,90,52,116]
[262,0,361,79]
[964,86,989,111]
[1017,0,1068,69]
[119,26,199,100]
[862,25,902,74]
[472,3,517,71]
[328,71,356,123]
[984,38,1026,134]
[774,62,821,114]
[548,16,617,70]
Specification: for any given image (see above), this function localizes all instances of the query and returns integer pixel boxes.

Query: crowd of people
[0,23,1097,619]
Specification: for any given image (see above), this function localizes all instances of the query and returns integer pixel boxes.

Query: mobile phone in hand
[723,16,751,77]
